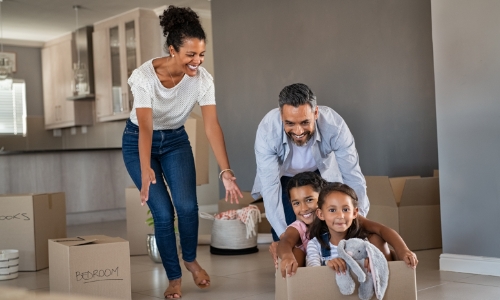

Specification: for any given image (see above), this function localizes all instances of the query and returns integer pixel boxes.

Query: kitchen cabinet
[93,8,161,122]
[42,33,94,130]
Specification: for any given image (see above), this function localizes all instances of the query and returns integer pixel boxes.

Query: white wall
[432,0,500,260]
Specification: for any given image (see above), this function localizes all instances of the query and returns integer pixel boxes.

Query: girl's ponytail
[307,212,331,250]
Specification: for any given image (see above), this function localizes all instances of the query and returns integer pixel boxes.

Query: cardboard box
[218,191,272,234]
[0,286,112,300]
[125,186,153,255]
[275,261,416,300]
[49,235,131,300]
[0,193,66,271]
[366,176,441,250]
[185,112,209,186]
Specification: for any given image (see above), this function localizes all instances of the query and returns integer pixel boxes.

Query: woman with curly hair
[122,5,242,298]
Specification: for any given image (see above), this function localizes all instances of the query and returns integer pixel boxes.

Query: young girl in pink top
[276,172,327,277]
[277,172,418,278]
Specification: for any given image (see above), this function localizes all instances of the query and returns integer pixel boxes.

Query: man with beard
[252,83,369,265]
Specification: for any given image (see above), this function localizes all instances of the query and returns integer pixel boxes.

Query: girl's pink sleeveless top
[288,220,309,253]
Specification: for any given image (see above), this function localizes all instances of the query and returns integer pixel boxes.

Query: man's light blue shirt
[252,106,369,237]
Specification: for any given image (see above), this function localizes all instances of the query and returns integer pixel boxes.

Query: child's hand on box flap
[397,248,418,269]
[326,258,347,275]
[280,253,299,278]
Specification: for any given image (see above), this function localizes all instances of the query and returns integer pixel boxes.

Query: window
[0,80,27,136]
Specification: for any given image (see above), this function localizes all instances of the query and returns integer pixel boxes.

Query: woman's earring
[172,54,175,58]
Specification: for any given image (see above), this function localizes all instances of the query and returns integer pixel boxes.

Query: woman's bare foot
[184,260,210,288]
[164,278,182,299]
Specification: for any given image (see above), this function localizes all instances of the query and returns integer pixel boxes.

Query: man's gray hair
[278,83,317,110]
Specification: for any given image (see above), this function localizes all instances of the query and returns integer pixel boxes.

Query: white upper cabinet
[93,8,161,122]
[42,33,94,130]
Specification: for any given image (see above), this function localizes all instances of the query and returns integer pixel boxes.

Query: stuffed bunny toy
[335,238,389,300]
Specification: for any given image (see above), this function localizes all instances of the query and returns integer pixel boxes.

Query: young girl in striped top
[306,182,418,274]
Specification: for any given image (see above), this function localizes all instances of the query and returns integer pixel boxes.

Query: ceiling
[0,0,211,45]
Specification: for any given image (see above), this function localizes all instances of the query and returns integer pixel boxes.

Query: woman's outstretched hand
[221,171,243,204]
[140,167,156,206]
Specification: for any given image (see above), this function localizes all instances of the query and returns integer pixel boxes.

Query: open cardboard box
[365,175,441,250]
[49,235,131,300]
[125,187,153,255]
[218,191,272,234]
[185,112,209,186]
[0,193,66,271]
[275,261,416,299]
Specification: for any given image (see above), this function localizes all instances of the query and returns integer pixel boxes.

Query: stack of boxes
[365,174,441,251]
[0,193,132,299]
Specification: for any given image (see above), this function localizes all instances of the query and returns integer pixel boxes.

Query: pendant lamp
[71,5,89,96]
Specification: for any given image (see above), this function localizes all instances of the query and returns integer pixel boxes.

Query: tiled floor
[2,220,499,299]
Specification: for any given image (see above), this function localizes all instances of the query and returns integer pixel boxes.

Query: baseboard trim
[198,233,274,245]
[199,204,218,213]
[67,208,126,226]
[440,253,500,276]
[257,233,274,244]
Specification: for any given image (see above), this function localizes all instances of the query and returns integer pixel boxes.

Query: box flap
[399,177,440,206]
[365,176,397,207]
[50,237,98,247]
[389,176,420,204]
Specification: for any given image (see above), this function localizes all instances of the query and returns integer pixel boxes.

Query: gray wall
[3,45,44,116]
[212,0,438,193]
[432,0,500,258]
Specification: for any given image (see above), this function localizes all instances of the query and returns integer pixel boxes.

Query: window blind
[0,80,27,136]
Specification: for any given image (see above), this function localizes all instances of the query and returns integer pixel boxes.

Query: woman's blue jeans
[122,119,198,280]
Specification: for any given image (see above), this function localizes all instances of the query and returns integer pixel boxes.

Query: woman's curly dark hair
[159,5,206,53]
[307,182,368,250]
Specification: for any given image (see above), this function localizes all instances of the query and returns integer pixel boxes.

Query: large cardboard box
[218,191,272,234]
[0,286,112,300]
[0,193,66,271]
[275,261,416,300]
[125,187,153,255]
[185,112,209,186]
[366,176,441,250]
[49,235,131,300]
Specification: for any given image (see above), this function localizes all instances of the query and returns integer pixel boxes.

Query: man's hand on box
[269,241,279,269]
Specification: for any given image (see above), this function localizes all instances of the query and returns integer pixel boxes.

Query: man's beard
[286,130,314,146]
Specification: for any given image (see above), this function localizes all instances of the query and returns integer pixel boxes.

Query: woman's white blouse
[128,58,215,130]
